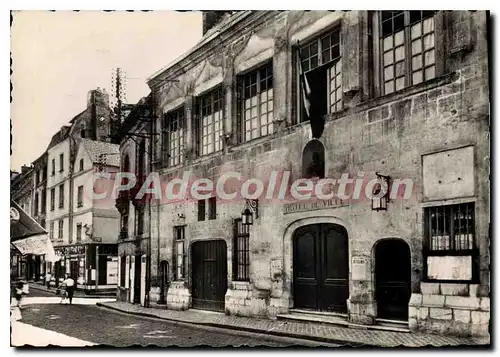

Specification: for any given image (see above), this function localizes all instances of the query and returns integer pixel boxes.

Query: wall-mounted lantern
[371,172,390,212]
[241,199,259,226]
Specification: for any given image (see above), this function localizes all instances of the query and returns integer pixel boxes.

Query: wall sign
[427,256,472,281]
[351,256,369,280]
[189,220,232,239]
[283,198,345,215]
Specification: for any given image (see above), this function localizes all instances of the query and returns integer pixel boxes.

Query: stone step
[278,312,410,333]
[289,308,348,319]
[277,312,350,327]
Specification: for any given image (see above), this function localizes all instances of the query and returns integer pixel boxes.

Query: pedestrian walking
[62,275,75,305]
[14,281,24,308]
[45,271,52,289]
[57,282,67,304]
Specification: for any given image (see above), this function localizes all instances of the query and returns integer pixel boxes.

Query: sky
[10,10,202,171]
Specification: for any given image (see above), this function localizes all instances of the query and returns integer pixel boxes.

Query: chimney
[87,88,110,109]
[21,165,30,174]
[202,11,231,36]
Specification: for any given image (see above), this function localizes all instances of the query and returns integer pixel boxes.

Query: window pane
[425,49,435,65]
[385,81,394,94]
[310,55,318,69]
[383,51,394,65]
[383,36,393,51]
[384,65,394,80]
[322,49,331,64]
[412,55,423,70]
[423,17,434,34]
[412,39,422,54]
[396,77,405,91]
[395,46,405,61]
[395,61,405,77]
[425,66,436,80]
[413,70,423,85]
[394,30,404,46]
[411,23,422,39]
[394,13,405,32]
[423,34,434,50]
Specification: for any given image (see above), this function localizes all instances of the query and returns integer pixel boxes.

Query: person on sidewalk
[14,281,24,308]
[62,275,75,305]
[45,272,52,289]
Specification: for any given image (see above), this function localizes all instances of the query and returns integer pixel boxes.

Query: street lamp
[371,172,390,212]
[241,199,259,226]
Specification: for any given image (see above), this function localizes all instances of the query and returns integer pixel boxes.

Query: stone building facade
[118,11,489,338]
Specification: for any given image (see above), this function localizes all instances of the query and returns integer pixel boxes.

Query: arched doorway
[293,223,349,313]
[191,240,228,312]
[375,239,411,321]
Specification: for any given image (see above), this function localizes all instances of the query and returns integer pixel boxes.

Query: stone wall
[409,282,490,337]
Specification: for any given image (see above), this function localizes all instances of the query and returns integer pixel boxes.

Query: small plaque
[351,256,368,280]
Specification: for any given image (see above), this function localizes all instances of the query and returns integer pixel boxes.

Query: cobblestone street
[12,290,336,347]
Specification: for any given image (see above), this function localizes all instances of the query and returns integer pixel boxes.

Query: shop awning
[10,200,60,262]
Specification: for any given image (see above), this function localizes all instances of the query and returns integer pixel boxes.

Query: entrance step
[374,318,410,333]
[277,310,350,327]
[277,311,410,333]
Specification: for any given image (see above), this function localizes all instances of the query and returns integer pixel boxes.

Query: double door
[293,224,349,313]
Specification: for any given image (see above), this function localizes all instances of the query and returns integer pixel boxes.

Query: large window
[50,188,55,211]
[424,202,477,282]
[59,153,64,172]
[162,106,184,167]
[41,190,46,214]
[233,219,250,281]
[77,185,84,208]
[58,220,63,240]
[239,62,274,142]
[425,202,475,252]
[380,11,437,95]
[76,223,82,242]
[298,28,342,123]
[198,199,206,222]
[208,197,217,220]
[59,184,64,209]
[198,87,224,156]
[174,226,185,280]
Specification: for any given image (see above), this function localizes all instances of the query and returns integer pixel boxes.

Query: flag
[297,44,325,139]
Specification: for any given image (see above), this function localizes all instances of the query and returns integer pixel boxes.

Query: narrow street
[12,289,336,347]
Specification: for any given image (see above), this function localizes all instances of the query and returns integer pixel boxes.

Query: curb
[96,303,374,347]
[29,284,115,299]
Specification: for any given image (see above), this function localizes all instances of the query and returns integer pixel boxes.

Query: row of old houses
[11,88,122,293]
[12,10,490,339]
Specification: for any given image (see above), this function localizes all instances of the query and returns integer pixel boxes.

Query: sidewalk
[97,301,490,347]
[29,282,116,299]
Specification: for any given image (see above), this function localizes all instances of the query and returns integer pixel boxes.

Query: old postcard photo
[9,9,491,348]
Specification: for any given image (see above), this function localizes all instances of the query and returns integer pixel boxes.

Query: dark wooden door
[191,240,227,312]
[70,261,79,281]
[293,224,349,313]
[375,239,411,320]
